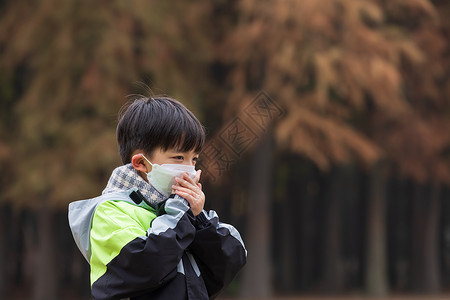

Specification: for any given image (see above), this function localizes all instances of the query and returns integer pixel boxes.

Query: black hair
[117,96,206,164]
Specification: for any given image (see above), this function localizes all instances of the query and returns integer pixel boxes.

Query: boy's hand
[172,170,205,216]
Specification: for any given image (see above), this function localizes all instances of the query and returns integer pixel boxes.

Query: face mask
[141,154,196,197]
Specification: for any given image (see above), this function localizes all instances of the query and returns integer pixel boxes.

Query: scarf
[102,163,166,207]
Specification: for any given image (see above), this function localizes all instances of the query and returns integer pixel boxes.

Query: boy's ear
[131,153,151,174]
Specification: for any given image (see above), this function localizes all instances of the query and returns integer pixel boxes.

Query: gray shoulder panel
[68,188,139,262]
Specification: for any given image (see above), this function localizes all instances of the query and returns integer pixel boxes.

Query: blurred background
[0,0,450,299]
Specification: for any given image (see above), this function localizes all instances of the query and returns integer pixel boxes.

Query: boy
[68,96,247,300]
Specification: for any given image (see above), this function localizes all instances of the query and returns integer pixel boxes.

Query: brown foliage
[0,0,449,209]
[220,0,450,182]
[0,0,219,208]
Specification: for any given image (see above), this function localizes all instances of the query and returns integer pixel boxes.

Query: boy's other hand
[172,170,205,216]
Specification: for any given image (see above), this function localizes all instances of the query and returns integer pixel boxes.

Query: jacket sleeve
[188,210,247,298]
[89,196,195,300]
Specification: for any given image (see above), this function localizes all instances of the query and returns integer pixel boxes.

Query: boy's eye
[174,156,184,160]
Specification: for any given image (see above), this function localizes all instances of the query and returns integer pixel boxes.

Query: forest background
[0,0,450,299]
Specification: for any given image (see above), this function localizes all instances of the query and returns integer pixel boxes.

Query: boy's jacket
[68,187,247,300]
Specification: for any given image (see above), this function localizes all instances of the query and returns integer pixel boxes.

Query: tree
[0,1,222,298]
[218,0,450,295]
[1,0,449,298]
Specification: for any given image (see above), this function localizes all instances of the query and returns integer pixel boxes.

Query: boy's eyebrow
[169,148,200,155]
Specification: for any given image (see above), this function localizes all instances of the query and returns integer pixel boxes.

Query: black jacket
[68,188,247,300]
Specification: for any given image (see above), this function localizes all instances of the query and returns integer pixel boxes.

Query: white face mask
[141,154,196,197]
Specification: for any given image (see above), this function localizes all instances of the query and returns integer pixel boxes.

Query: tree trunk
[411,183,425,291]
[297,163,317,292]
[411,182,441,293]
[33,201,58,300]
[0,204,8,297]
[276,159,295,292]
[422,183,441,293]
[319,166,343,293]
[388,176,409,291]
[365,162,388,296]
[240,135,273,298]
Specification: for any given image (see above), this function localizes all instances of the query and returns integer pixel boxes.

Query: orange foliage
[220,0,450,183]
[0,0,449,209]
[0,0,219,207]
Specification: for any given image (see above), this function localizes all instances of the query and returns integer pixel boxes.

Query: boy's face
[131,147,200,181]
[144,147,199,169]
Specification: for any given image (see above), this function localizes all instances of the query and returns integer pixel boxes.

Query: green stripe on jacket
[89,200,157,285]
